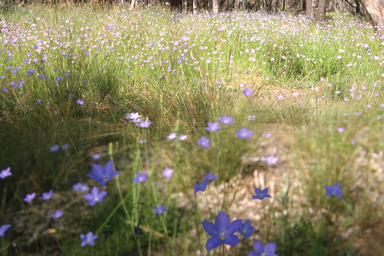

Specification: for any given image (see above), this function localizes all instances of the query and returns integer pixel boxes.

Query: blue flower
[72,182,89,192]
[205,122,221,132]
[132,173,148,183]
[76,99,84,105]
[37,99,43,104]
[324,183,343,198]
[51,210,64,219]
[167,133,177,140]
[238,220,254,238]
[204,172,217,183]
[237,128,254,140]
[202,211,242,250]
[50,145,60,152]
[252,188,271,200]
[40,190,53,200]
[194,179,208,193]
[248,241,277,256]
[153,204,167,215]
[162,167,173,178]
[136,120,152,128]
[0,167,12,179]
[61,143,70,150]
[197,136,210,148]
[0,225,11,236]
[107,24,113,30]
[219,116,235,125]
[242,88,254,97]
[84,187,107,206]
[23,193,36,203]
[87,160,120,186]
[80,232,98,247]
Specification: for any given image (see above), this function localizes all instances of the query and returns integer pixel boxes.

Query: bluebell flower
[162,167,173,178]
[37,99,43,104]
[50,145,60,152]
[248,241,277,256]
[153,204,167,215]
[23,193,36,203]
[178,134,187,140]
[252,188,271,200]
[242,88,254,97]
[72,182,89,192]
[61,143,70,150]
[80,232,98,246]
[40,190,53,200]
[219,116,235,125]
[136,120,151,128]
[238,220,254,238]
[0,167,12,179]
[324,183,343,198]
[194,179,208,193]
[88,160,120,186]
[167,133,177,140]
[237,128,254,140]
[266,156,278,165]
[202,211,242,250]
[0,225,11,236]
[76,99,84,105]
[204,172,217,183]
[132,173,148,183]
[206,122,221,132]
[51,210,64,219]
[197,136,210,148]
[84,187,107,206]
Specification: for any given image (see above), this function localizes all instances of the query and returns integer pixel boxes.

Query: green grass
[0,4,383,256]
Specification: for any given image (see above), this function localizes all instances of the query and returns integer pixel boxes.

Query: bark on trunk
[129,0,135,9]
[359,0,384,29]
[193,0,198,13]
[213,0,219,12]
[306,0,313,17]
[317,0,326,20]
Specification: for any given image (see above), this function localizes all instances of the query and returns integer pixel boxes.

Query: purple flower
[153,204,167,215]
[248,241,277,256]
[336,127,345,133]
[194,179,208,193]
[72,182,89,192]
[0,225,11,236]
[237,128,254,140]
[55,76,61,82]
[0,167,12,179]
[197,136,210,148]
[76,99,84,105]
[66,72,70,77]
[132,173,148,183]
[178,134,188,140]
[51,210,64,219]
[206,122,221,132]
[61,143,70,150]
[204,172,217,183]
[23,193,36,203]
[252,188,271,200]
[84,187,107,206]
[41,74,47,80]
[80,232,98,247]
[324,183,343,198]
[242,88,254,97]
[139,140,147,144]
[202,211,242,250]
[238,220,254,238]
[266,155,278,165]
[167,133,177,140]
[107,24,113,30]
[87,160,120,186]
[162,167,173,178]
[136,120,152,128]
[37,99,43,104]
[219,116,235,125]
[40,190,53,200]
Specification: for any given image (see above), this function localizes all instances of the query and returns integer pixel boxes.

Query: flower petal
[88,173,102,182]
[206,237,222,251]
[248,252,260,256]
[84,194,94,200]
[202,221,219,237]
[215,211,230,231]
[222,234,239,246]
[91,164,104,178]
[264,243,277,256]
[253,241,264,254]
[226,219,242,235]
[104,160,114,177]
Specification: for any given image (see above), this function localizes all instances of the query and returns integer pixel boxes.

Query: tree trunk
[355,0,360,14]
[306,0,313,17]
[359,0,384,29]
[129,0,135,9]
[317,0,326,20]
[213,0,219,12]
[193,0,198,13]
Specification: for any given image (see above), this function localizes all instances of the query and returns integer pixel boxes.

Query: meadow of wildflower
[0,4,384,256]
